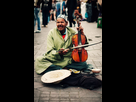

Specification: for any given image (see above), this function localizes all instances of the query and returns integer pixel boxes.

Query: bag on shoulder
[85,12,88,18]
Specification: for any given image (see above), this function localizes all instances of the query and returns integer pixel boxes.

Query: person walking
[50,0,56,21]
[77,0,81,13]
[86,0,92,23]
[97,2,102,17]
[81,1,86,19]
[62,0,67,15]
[91,0,98,22]
[56,1,60,18]
[65,0,77,27]
[41,0,52,27]
[34,0,42,33]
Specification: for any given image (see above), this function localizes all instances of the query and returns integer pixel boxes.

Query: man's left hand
[76,22,84,35]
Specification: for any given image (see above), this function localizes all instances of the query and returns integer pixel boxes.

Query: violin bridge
[78,48,82,52]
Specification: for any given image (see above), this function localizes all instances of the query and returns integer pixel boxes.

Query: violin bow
[57,41,102,52]
[68,41,102,50]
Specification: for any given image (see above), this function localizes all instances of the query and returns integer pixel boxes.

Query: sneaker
[34,30,41,33]
[37,30,41,33]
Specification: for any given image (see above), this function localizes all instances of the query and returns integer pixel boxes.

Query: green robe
[35,27,88,74]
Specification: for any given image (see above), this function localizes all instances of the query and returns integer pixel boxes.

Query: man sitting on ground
[35,14,102,90]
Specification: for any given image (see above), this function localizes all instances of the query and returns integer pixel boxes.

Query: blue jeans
[34,8,41,31]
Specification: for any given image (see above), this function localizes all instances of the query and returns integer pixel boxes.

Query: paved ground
[34,14,102,102]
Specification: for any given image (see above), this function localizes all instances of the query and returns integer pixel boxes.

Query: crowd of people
[34,0,102,33]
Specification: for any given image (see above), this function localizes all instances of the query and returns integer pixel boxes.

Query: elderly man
[35,14,89,74]
[35,14,102,90]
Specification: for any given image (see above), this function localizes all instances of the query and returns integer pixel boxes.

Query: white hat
[41,69,71,84]
[57,14,67,21]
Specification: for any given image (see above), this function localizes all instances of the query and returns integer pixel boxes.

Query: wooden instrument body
[71,9,88,62]
[71,33,88,62]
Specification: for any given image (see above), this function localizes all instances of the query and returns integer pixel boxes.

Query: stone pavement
[34,17,102,102]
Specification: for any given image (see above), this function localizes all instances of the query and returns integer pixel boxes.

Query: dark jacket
[66,0,77,11]
[41,0,52,11]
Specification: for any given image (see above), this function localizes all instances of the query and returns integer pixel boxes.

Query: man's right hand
[59,48,69,55]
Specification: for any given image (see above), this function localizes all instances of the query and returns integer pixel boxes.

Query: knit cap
[57,14,67,21]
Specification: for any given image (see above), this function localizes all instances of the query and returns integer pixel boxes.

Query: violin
[57,9,102,61]
[71,9,88,62]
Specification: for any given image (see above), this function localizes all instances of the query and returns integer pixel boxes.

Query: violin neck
[78,21,81,45]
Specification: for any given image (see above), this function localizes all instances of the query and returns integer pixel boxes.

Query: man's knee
[35,56,45,62]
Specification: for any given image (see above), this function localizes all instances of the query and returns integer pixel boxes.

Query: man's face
[56,18,68,33]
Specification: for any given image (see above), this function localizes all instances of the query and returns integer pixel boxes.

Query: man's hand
[74,9,83,19]
[76,22,84,35]
[59,48,69,55]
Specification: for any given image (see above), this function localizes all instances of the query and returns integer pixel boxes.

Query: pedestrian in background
[81,1,86,20]
[34,0,42,33]
[86,0,92,23]
[41,0,52,27]
[91,0,98,22]
[56,1,61,18]
[77,0,81,13]
[65,0,77,27]
[62,0,67,15]
[50,0,56,21]
[97,2,102,17]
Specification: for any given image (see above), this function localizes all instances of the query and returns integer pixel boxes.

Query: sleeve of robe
[45,30,62,60]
